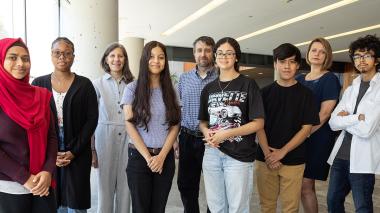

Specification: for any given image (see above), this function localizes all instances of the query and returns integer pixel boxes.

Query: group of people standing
[0,33,379,213]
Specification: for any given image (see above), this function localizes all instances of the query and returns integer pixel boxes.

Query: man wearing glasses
[327,34,380,212]
[177,36,216,213]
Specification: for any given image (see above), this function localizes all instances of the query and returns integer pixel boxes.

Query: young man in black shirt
[256,43,320,213]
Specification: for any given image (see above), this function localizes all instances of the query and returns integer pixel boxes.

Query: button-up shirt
[178,66,218,131]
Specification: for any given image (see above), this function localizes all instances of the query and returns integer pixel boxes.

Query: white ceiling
[119,0,380,62]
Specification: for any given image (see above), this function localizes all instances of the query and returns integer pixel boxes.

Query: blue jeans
[202,146,253,213]
[57,207,87,213]
[327,158,375,213]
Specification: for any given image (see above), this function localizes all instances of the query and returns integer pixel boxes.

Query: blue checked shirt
[178,66,218,131]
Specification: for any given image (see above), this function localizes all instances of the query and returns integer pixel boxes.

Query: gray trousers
[95,124,130,213]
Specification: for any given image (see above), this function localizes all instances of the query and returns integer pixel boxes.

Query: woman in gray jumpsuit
[92,43,134,213]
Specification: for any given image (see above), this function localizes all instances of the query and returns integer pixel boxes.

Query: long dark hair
[129,41,180,131]
[100,43,134,83]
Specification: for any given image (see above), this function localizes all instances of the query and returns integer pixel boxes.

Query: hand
[23,175,37,191]
[173,140,179,159]
[338,110,349,116]
[31,171,51,197]
[267,161,282,170]
[92,150,98,168]
[207,129,229,147]
[265,147,287,165]
[56,152,71,167]
[148,154,165,174]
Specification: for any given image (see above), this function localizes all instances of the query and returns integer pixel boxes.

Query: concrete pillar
[120,37,144,79]
[60,0,118,80]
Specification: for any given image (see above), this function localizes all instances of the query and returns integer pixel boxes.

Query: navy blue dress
[296,72,341,180]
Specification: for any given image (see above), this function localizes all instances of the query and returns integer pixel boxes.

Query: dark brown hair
[100,43,134,83]
[129,41,180,131]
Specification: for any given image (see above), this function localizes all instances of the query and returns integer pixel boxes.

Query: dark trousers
[127,147,175,213]
[0,188,56,213]
[327,158,375,213]
[177,130,209,213]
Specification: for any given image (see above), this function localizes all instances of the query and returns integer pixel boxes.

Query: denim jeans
[57,207,87,213]
[202,146,253,213]
[327,158,375,213]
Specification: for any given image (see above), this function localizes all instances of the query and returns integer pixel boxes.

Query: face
[3,46,31,80]
[106,47,125,73]
[274,55,299,81]
[308,42,326,66]
[193,41,213,68]
[215,42,236,71]
[148,46,165,75]
[51,41,74,72]
[352,49,377,74]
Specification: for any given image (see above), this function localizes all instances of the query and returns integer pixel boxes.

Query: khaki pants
[256,161,305,213]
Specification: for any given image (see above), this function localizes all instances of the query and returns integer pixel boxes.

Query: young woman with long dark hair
[121,41,180,213]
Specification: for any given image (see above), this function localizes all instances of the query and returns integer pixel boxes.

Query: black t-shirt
[256,81,320,165]
[198,75,265,162]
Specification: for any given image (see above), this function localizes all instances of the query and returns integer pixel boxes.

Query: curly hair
[349,34,380,70]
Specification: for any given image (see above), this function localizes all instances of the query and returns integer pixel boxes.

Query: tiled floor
[89,162,380,213]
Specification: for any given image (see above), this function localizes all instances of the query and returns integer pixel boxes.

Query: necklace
[218,78,234,95]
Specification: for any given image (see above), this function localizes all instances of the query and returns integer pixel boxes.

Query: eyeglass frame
[215,51,236,59]
[351,53,375,62]
[51,50,74,58]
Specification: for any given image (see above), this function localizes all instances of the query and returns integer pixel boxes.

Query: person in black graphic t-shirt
[199,37,264,213]
[256,43,319,213]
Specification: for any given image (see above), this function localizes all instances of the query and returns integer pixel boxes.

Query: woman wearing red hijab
[0,38,58,213]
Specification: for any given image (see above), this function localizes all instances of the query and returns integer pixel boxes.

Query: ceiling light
[295,24,380,46]
[236,0,358,41]
[162,0,228,36]
[258,72,263,75]
[332,49,349,54]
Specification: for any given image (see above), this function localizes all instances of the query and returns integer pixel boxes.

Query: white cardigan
[328,72,380,174]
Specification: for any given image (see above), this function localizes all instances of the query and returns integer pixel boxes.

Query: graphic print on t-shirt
[208,90,245,143]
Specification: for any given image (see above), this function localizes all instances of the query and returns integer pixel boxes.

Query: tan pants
[256,161,305,213]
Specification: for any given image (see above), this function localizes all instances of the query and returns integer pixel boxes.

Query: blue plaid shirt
[178,66,218,131]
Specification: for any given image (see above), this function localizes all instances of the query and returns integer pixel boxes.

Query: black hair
[129,41,180,131]
[349,34,380,70]
[214,37,241,71]
[51,37,75,53]
[100,43,134,83]
[273,43,301,64]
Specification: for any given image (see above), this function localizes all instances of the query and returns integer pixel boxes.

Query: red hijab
[0,38,52,177]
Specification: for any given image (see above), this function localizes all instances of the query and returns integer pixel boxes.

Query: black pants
[127,147,175,213]
[177,130,209,213]
[0,188,56,213]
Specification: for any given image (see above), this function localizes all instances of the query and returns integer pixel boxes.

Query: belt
[128,143,161,155]
[181,127,204,138]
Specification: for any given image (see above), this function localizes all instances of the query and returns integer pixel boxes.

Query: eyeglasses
[352,54,374,62]
[215,51,236,59]
[52,50,74,58]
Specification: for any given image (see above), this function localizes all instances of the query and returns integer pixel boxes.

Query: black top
[32,73,98,209]
[337,80,370,160]
[199,75,265,162]
[256,81,320,165]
